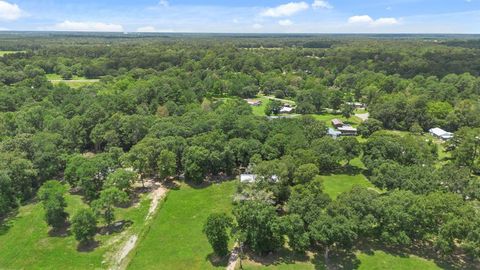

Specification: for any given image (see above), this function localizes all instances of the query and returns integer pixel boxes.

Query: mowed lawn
[242,251,441,270]
[321,173,378,199]
[0,51,25,56]
[0,190,150,269]
[127,180,237,270]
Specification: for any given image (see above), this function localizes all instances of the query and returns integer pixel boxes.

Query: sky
[0,0,479,33]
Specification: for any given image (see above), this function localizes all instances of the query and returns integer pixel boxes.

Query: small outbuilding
[328,128,342,139]
[338,125,358,136]
[240,174,257,183]
[429,128,454,141]
[332,119,344,128]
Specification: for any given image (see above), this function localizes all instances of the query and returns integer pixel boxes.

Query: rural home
[337,125,358,136]
[331,119,344,128]
[429,127,454,140]
[245,99,262,106]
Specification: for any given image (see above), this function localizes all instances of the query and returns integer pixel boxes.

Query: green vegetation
[0,51,25,56]
[0,191,150,269]
[127,181,237,270]
[241,250,440,270]
[321,174,377,199]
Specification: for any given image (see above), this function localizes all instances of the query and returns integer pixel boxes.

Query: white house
[240,174,279,183]
[240,174,257,183]
[280,106,294,113]
[429,128,454,140]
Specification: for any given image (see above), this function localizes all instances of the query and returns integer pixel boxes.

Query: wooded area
[0,33,479,269]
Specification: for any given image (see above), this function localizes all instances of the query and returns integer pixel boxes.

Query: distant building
[429,128,454,140]
[337,125,358,136]
[328,128,342,139]
[331,119,344,128]
[346,102,366,109]
[280,106,294,113]
[245,99,262,106]
[240,174,278,183]
[240,174,257,183]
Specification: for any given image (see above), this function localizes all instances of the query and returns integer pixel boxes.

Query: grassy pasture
[0,187,150,269]
[127,181,237,270]
[0,51,25,56]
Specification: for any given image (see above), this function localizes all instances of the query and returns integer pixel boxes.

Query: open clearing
[0,189,151,269]
[241,250,441,270]
[0,51,25,56]
[47,74,100,88]
[127,181,237,270]
[321,173,378,199]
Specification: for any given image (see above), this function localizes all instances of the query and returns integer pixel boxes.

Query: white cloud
[252,23,263,29]
[158,0,169,7]
[312,0,333,9]
[348,15,374,24]
[372,17,399,26]
[279,19,293,26]
[261,2,309,17]
[0,1,23,21]
[52,20,124,32]
[348,15,399,26]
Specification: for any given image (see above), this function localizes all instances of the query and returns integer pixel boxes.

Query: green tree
[38,180,68,229]
[233,200,284,255]
[265,100,283,116]
[92,187,129,227]
[157,150,177,180]
[105,169,137,194]
[293,163,319,184]
[282,214,310,253]
[71,208,97,244]
[203,213,233,257]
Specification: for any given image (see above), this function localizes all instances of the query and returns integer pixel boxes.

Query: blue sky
[0,0,479,33]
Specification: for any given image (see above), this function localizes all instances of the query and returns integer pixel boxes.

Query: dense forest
[0,33,479,269]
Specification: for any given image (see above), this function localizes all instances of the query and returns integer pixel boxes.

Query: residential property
[240,174,257,183]
[331,119,344,128]
[240,174,279,183]
[346,102,367,109]
[337,125,358,136]
[429,127,454,140]
[245,99,262,106]
[328,128,342,139]
[280,106,294,113]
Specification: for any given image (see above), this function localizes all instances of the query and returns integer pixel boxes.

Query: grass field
[0,51,25,56]
[47,74,100,88]
[0,188,150,269]
[321,173,378,199]
[127,181,237,270]
[242,250,441,270]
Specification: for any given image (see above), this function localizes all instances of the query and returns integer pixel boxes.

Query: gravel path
[226,244,240,270]
[355,112,369,122]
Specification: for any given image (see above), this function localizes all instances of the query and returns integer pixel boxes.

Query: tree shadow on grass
[0,209,19,236]
[355,240,480,270]
[98,220,133,236]
[48,221,71,238]
[206,253,229,267]
[312,249,360,270]
[246,246,311,267]
[77,240,100,252]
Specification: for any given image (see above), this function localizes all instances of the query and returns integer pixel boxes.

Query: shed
[328,128,342,139]
[429,128,454,140]
[331,119,344,128]
[240,174,257,183]
[337,125,358,136]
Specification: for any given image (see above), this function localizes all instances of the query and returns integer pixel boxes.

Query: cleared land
[321,173,378,199]
[0,51,25,56]
[47,74,99,88]
[0,189,151,269]
[241,251,441,270]
[127,181,237,270]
